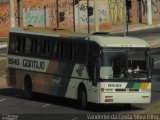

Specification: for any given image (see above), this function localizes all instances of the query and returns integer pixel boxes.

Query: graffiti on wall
[23,0,74,30]
[74,0,109,32]
[109,0,124,25]
[0,4,9,37]
[0,4,9,25]
[24,6,49,26]
[78,3,95,24]
[58,0,73,29]
[0,13,9,25]
[141,0,147,16]
[152,0,160,14]
[48,3,57,27]
[98,9,107,22]
[141,0,160,16]
[77,2,107,24]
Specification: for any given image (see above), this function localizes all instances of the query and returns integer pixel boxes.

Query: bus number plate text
[8,58,19,65]
[108,84,121,88]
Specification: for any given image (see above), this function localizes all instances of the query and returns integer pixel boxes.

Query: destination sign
[7,55,49,72]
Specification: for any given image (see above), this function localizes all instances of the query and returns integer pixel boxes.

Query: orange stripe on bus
[141,83,149,89]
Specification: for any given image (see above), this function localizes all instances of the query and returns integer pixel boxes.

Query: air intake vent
[92,32,110,36]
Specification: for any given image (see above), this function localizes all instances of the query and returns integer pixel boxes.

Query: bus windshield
[100,48,149,80]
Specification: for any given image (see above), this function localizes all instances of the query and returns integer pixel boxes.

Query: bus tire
[78,86,87,109]
[124,104,132,109]
[24,76,33,100]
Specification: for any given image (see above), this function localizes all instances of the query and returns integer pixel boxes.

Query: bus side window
[81,42,87,63]
[46,40,51,57]
[74,42,78,62]
[35,39,39,55]
[87,42,100,80]
[42,39,46,56]
[35,39,45,57]
[24,37,32,55]
[68,41,74,61]
[9,36,22,54]
[17,37,22,54]
[60,41,64,59]
[61,41,65,60]
[62,41,71,61]
[55,40,63,60]
[51,41,58,59]
[70,41,74,61]
[74,41,87,64]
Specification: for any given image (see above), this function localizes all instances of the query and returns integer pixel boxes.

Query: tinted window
[9,36,22,54]
[24,37,32,55]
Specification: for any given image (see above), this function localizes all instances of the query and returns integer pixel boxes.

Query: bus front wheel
[24,78,33,99]
[78,88,87,109]
[124,104,132,109]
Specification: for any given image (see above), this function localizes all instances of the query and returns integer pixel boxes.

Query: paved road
[0,28,160,119]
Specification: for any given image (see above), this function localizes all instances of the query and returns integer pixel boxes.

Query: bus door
[87,55,99,103]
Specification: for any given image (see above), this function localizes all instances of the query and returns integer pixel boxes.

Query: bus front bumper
[99,92,151,104]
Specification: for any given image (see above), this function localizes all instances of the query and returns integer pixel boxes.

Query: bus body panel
[8,55,100,103]
[65,64,99,103]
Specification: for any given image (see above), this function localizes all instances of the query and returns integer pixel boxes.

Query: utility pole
[95,0,99,32]
[87,0,90,34]
[17,0,23,28]
[147,0,152,25]
[44,6,47,29]
[73,0,75,32]
[123,0,127,37]
[56,0,59,29]
[10,0,16,28]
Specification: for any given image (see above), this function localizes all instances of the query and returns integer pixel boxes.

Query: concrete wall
[0,0,160,37]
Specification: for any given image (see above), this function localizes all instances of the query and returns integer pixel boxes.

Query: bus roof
[89,35,150,48]
[10,28,89,39]
[10,28,149,48]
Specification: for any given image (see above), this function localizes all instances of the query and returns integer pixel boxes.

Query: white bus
[7,30,153,109]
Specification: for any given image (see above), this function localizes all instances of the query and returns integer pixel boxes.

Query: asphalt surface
[0,28,160,120]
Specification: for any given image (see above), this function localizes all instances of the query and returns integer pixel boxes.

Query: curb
[0,37,8,39]
[130,24,160,31]
[110,24,160,34]
[0,44,7,49]
[0,58,7,89]
[0,37,8,42]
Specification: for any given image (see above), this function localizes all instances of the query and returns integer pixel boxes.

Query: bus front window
[127,49,148,79]
[100,48,149,80]
[100,49,126,79]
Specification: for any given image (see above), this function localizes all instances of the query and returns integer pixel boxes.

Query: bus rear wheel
[124,104,132,109]
[24,78,33,99]
[78,88,87,109]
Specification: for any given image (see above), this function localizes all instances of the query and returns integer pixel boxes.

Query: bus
[7,30,153,109]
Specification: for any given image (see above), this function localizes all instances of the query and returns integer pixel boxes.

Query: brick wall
[0,4,10,37]
[0,0,160,37]
[130,0,160,24]
[152,0,160,21]
[130,0,138,24]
